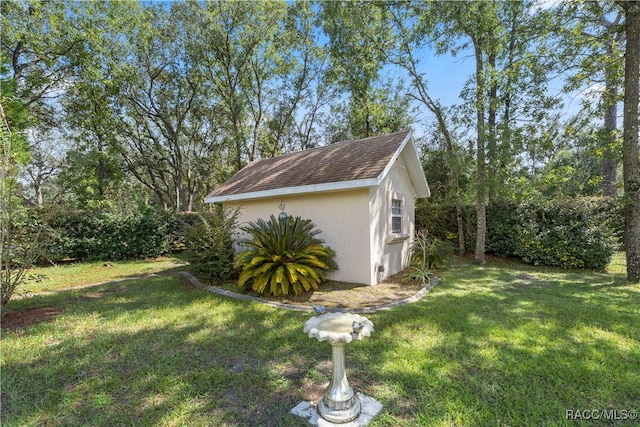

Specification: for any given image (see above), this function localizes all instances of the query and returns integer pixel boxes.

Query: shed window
[391,199,402,234]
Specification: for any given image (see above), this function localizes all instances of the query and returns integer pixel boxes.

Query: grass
[16,256,188,295]
[1,254,639,426]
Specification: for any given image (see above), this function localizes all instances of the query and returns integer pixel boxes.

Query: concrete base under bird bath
[291,392,383,426]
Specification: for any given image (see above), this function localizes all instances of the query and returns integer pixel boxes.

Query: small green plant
[403,264,433,285]
[404,229,454,285]
[235,215,337,297]
[183,208,239,285]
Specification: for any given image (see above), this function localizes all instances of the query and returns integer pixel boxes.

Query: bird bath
[303,312,374,424]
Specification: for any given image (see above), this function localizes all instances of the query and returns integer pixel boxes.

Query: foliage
[319,2,415,140]
[415,200,476,249]
[402,265,433,286]
[235,215,337,297]
[182,209,239,285]
[405,229,455,285]
[0,206,50,317]
[417,197,619,270]
[2,0,636,271]
[1,102,50,317]
[414,229,455,270]
[514,200,615,269]
[45,206,172,262]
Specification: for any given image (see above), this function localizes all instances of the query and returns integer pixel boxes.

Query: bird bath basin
[303,312,374,424]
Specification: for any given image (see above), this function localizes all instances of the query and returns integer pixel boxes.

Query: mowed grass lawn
[2,254,639,426]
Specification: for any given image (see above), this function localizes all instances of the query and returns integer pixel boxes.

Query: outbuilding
[205,129,430,285]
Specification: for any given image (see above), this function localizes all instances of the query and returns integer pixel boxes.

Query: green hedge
[416,197,621,270]
[45,207,172,261]
[513,200,616,269]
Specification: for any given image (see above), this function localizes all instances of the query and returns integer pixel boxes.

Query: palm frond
[235,215,337,296]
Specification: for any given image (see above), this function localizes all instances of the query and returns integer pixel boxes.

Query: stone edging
[178,271,439,313]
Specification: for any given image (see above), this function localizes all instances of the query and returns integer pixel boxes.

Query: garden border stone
[178,271,439,313]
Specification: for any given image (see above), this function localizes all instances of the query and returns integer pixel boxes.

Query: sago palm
[235,215,338,296]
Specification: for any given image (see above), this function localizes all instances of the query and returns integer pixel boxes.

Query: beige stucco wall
[223,155,418,285]
[224,189,372,284]
[368,155,416,284]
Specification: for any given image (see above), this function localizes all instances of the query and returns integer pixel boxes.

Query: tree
[61,80,126,208]
[190,0,286,170]
[554,1,626,198]
[424,1,505,265]
[19,127,64,206]
[0,0,81,110]
[362,2,468,255]
[1,0,84,205]
[319,1,413,140]
[0,103,47,317]
[417,1,566,262]
[59,0,134,208]
[616,0,640,282]
[104,3,226,212]
[533,125,605,198]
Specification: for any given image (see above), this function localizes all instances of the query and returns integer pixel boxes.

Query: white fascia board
[204,178,379,204]
[403,142,431,198]
[376,131,412,184]
[376,132,430,198]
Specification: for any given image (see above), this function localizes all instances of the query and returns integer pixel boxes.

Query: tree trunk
[439,113,466,257]
[35,181,43,206]
[487,52,498,202]
[403,58,466,256]
[436,108,466,257]
[603,85,618,198]
[618,1,640,282]
[473,39,487,265]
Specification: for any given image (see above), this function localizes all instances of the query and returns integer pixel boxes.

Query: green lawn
[2,254,639,426]
[16,256,188,295]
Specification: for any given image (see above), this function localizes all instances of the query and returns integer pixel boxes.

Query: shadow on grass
[350,260,640,426]
[3,258,639,426]
[1,275,322,426]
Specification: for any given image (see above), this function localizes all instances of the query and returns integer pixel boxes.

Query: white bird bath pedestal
[291,312,382,426]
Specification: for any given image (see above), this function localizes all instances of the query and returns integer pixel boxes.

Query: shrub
[416,197,618,270]
[182,209,238,285]
[166,212,216,252]
[404,229,455,285]
[486,200,521,256]
[413,229,455,270]
[45,206,172,261]
[235,215,338,297]
[415,201,476,251]
[1,207,52,316]
[514,199,616,270]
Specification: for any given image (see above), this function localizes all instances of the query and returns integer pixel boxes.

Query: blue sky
[417,50,471,108]
[407,45,590,134]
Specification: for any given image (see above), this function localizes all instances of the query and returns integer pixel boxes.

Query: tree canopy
[1,0,638,280]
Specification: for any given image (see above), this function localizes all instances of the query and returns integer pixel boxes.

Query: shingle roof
[206,129,428,202]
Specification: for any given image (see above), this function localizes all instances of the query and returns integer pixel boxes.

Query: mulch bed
[2,306,66,332]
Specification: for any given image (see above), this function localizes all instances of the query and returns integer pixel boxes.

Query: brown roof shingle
[207,130,412,199]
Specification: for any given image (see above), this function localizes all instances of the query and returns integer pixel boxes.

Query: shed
[205,129,430,285]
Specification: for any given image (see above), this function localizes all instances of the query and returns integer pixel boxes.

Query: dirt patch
[2,306,66,332]
[80,286,129,301]
[261,269,427,308]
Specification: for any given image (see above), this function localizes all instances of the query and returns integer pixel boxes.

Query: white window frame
[388,192,409,242]
[391,198,403,234]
